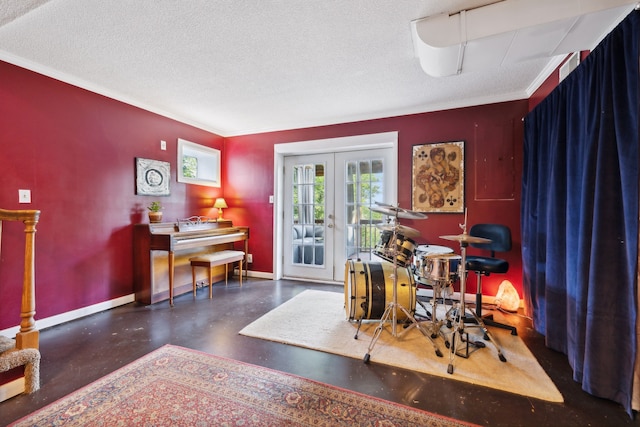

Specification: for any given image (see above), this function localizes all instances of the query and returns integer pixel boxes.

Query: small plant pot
[148,211,163,223]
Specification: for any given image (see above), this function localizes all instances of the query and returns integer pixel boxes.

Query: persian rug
[239,289,563,403]
[9,344,477,427]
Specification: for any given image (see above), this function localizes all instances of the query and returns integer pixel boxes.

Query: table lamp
[213,198,228,221]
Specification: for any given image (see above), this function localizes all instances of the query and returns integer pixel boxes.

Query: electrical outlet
[247,254,253,263]
[160,140,167,150]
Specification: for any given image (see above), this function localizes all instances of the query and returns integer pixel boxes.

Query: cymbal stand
[416,277,455,342]
[364,210,443,363]
[446,215,507,375]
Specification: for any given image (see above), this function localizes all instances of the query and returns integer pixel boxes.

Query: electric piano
[133,220,249,305]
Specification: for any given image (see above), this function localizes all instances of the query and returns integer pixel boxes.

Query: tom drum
[373,231,416,267]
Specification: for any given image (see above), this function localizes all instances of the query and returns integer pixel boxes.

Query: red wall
[0,61,224,327]
[1,55,546,330]
[226,100,529,299]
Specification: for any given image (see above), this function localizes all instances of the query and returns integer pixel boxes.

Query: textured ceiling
[0,0,632,136]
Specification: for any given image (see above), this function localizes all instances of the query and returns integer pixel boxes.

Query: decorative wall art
[412,141,464,213]
[135,158,170,196]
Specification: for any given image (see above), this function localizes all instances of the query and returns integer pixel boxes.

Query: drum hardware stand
[412,245,460,342]
[414,298,433,321]
[353,290,418,341]
[348,261,413,341]
[353,300,367,339]
[413,275,436,321]
[440,211,507,375]
[363,208,443,363]
[425,280,458,341]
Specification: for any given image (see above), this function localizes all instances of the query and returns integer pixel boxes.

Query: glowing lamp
[213,198,228,221]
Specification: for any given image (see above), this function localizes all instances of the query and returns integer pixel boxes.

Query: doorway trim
[273,131,398,280]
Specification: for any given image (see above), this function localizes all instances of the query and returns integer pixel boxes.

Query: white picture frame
[135,158,170,196]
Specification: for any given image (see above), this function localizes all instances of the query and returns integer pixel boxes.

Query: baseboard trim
[1,274,278,337]
[0,377,25,403]
[234,269,273,280]
[0,294,135,337]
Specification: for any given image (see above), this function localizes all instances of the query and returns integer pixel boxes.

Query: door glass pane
[291,163,325,266]
[345,159,384,261]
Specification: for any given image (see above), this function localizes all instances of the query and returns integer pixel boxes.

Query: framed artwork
[135,158,170,196]
[412,141,464,213]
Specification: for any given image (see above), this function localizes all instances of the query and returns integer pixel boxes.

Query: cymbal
[439,234,491,244]
[371,205,428,220]
[377,223,421,238]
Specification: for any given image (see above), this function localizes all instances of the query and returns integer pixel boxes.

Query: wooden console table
[133,220,249,305]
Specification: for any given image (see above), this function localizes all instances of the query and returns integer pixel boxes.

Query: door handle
[328,224,334,228]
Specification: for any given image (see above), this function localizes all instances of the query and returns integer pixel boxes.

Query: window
[177,138,221,187]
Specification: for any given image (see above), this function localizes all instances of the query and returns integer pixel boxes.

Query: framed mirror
[177,138,221,187]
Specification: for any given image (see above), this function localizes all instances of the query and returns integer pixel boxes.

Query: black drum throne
[465,224,518,336]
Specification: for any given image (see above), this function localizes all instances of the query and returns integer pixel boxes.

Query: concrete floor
[1,278,636,426]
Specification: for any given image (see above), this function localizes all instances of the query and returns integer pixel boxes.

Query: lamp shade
[213,198,228,209]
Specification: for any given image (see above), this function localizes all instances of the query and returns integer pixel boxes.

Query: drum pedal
[450,330,485,359]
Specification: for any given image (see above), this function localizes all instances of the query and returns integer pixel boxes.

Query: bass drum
[344,260,416,321]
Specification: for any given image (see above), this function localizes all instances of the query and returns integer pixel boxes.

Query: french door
[282,148,395,282]
[283,154,335,281]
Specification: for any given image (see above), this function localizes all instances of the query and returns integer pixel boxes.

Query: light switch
[161,140,167,150]
[19,189,31,203]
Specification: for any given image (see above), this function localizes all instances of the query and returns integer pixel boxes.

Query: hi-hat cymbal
[371,205,428,220]
[377,223,421,238]
[439,233,491,244]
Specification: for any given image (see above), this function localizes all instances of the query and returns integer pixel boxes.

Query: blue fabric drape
[522,11,639,416]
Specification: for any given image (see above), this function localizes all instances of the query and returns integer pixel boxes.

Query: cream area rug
[239,289,563,403]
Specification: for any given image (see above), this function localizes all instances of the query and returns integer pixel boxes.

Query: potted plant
[147,201,163,223]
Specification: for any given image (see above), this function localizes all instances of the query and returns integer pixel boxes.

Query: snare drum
[344,260,416,321]
[413,245,453,281]
[415,244,454,256]
[373,231,416,267]
[420,253,461,284]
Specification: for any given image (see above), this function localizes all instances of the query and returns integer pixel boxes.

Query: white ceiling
[0,0,634,136]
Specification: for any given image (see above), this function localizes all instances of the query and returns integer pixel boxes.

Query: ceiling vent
[559,52,581,82]
[411,0,637,77]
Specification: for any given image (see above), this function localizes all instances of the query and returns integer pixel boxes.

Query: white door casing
[274,132,398,283]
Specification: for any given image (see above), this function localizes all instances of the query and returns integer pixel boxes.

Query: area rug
[239,289,563,403]
[9,344,477,427]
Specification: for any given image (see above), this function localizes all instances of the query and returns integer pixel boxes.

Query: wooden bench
[189,250,245,298]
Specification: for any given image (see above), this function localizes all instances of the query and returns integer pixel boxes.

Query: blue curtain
[522,11,639,416]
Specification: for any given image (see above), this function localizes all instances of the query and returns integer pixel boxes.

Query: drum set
[344,202,508,374]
